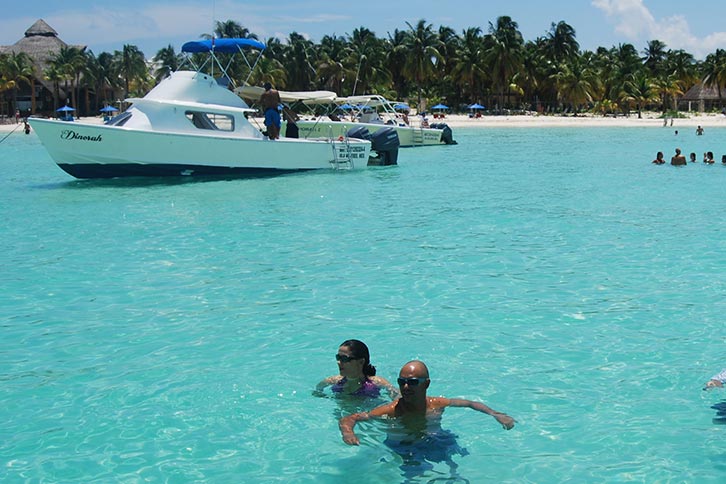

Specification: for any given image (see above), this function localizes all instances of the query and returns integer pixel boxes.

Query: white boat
[29,39,372,179]
[292,94,457,147]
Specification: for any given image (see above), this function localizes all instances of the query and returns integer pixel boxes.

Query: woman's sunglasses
[397,377,429,387]
[335,354,359,363]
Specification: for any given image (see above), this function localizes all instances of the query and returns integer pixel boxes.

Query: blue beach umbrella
[99,106,119,113]
[338,103,353,110]
[468,103,485,110]
[56,105,75,112]
[393,103,410,111]
[432,103,449,110]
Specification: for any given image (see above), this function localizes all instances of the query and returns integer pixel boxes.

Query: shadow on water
[29,173,294,191]
[711,401,726,425]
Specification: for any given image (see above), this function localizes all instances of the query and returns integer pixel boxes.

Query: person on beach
[652,152,665,164]
[316,339,399,399]
[259,82,281,140]
[338,360,514,446]
[689,152,697,163]
[15,109,20,124]
[671,148,686,166]
[23,121,31,135]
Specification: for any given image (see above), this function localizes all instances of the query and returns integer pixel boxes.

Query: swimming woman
[316,339,399,399]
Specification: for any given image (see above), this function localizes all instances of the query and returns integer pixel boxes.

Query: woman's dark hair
[340,339,377,377]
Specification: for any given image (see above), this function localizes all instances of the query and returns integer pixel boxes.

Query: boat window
[105,111,132,126]
[184,111,234,131]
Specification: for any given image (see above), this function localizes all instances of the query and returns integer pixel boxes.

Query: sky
[1,0,726,60]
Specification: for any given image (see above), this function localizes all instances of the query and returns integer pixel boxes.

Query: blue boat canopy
[182,38,266,53]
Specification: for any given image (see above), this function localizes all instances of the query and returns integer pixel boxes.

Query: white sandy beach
[4,112,726,133]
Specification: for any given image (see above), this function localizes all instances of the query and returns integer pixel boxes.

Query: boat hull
[30,118,370,179]
[292,120,446,147]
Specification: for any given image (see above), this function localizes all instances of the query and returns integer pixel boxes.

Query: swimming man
[339,360,514,446]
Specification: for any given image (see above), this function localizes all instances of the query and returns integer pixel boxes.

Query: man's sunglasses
[335,354,359,363]
[397,377,429,387]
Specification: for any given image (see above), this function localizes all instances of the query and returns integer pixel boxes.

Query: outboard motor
[346,125,371,141]
[436,123,457,145]
[368,127,400,166]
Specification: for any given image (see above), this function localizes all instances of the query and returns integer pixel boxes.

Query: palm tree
[622,72,659,118]
[484,16,525,112]
[553,56,598,113]
[284,32,317,91]
[3,52,34,115]
[642,40,667,77]
[51,46,86,111]
[450,27,485,103]
[700,49,726,105]
[112,44,147,98]
[153,45,182,82]
[544,21,579,65]
[400,19,443,109]
[209,20,258,41]
[385,29,409,98]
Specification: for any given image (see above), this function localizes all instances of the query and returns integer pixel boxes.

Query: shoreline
[4,112,726,133]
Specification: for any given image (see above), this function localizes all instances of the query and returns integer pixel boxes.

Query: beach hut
[679,82,724,112]
[0,19,87,116]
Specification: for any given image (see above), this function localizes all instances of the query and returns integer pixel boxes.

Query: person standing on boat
[260,82,281,140]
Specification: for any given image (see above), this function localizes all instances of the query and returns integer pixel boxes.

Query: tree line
[2,16,726,117]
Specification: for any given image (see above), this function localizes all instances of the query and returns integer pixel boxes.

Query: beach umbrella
[393,103,410,111]
[56,105,75,112]
[432,103,449,110]
[99,106,119,113]
[338,103,353,110]
[468,103,485,110]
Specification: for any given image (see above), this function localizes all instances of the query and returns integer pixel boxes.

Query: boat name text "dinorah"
[61,130,103,142]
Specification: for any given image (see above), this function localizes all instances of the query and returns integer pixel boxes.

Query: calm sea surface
[3,125,726,483]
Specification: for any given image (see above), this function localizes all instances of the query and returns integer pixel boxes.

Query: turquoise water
[3,125,726,483]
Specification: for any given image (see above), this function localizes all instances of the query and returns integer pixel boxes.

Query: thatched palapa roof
[0,19,86,66]
[0,19,87,95]
[681,82,723,101]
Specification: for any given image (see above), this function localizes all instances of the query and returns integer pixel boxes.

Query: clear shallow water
[2,126,726,482]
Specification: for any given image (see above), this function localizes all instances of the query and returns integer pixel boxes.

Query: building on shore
[0,19,86,117]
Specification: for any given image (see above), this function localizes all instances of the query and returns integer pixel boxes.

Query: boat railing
[180,38,265,90]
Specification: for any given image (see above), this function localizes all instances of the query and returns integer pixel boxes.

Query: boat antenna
[352,54,364,96]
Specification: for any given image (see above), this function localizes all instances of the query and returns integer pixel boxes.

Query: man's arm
[339,401,397,445]
[446,398,515,430]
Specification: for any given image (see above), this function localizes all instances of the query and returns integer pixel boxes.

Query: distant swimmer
[339,360,514,446]
[689,152,697,163]
[704,368,726,390]
[696,125,704,135]
[671,148,686,166]
[652,152,665,164]
[706,151,715,164]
